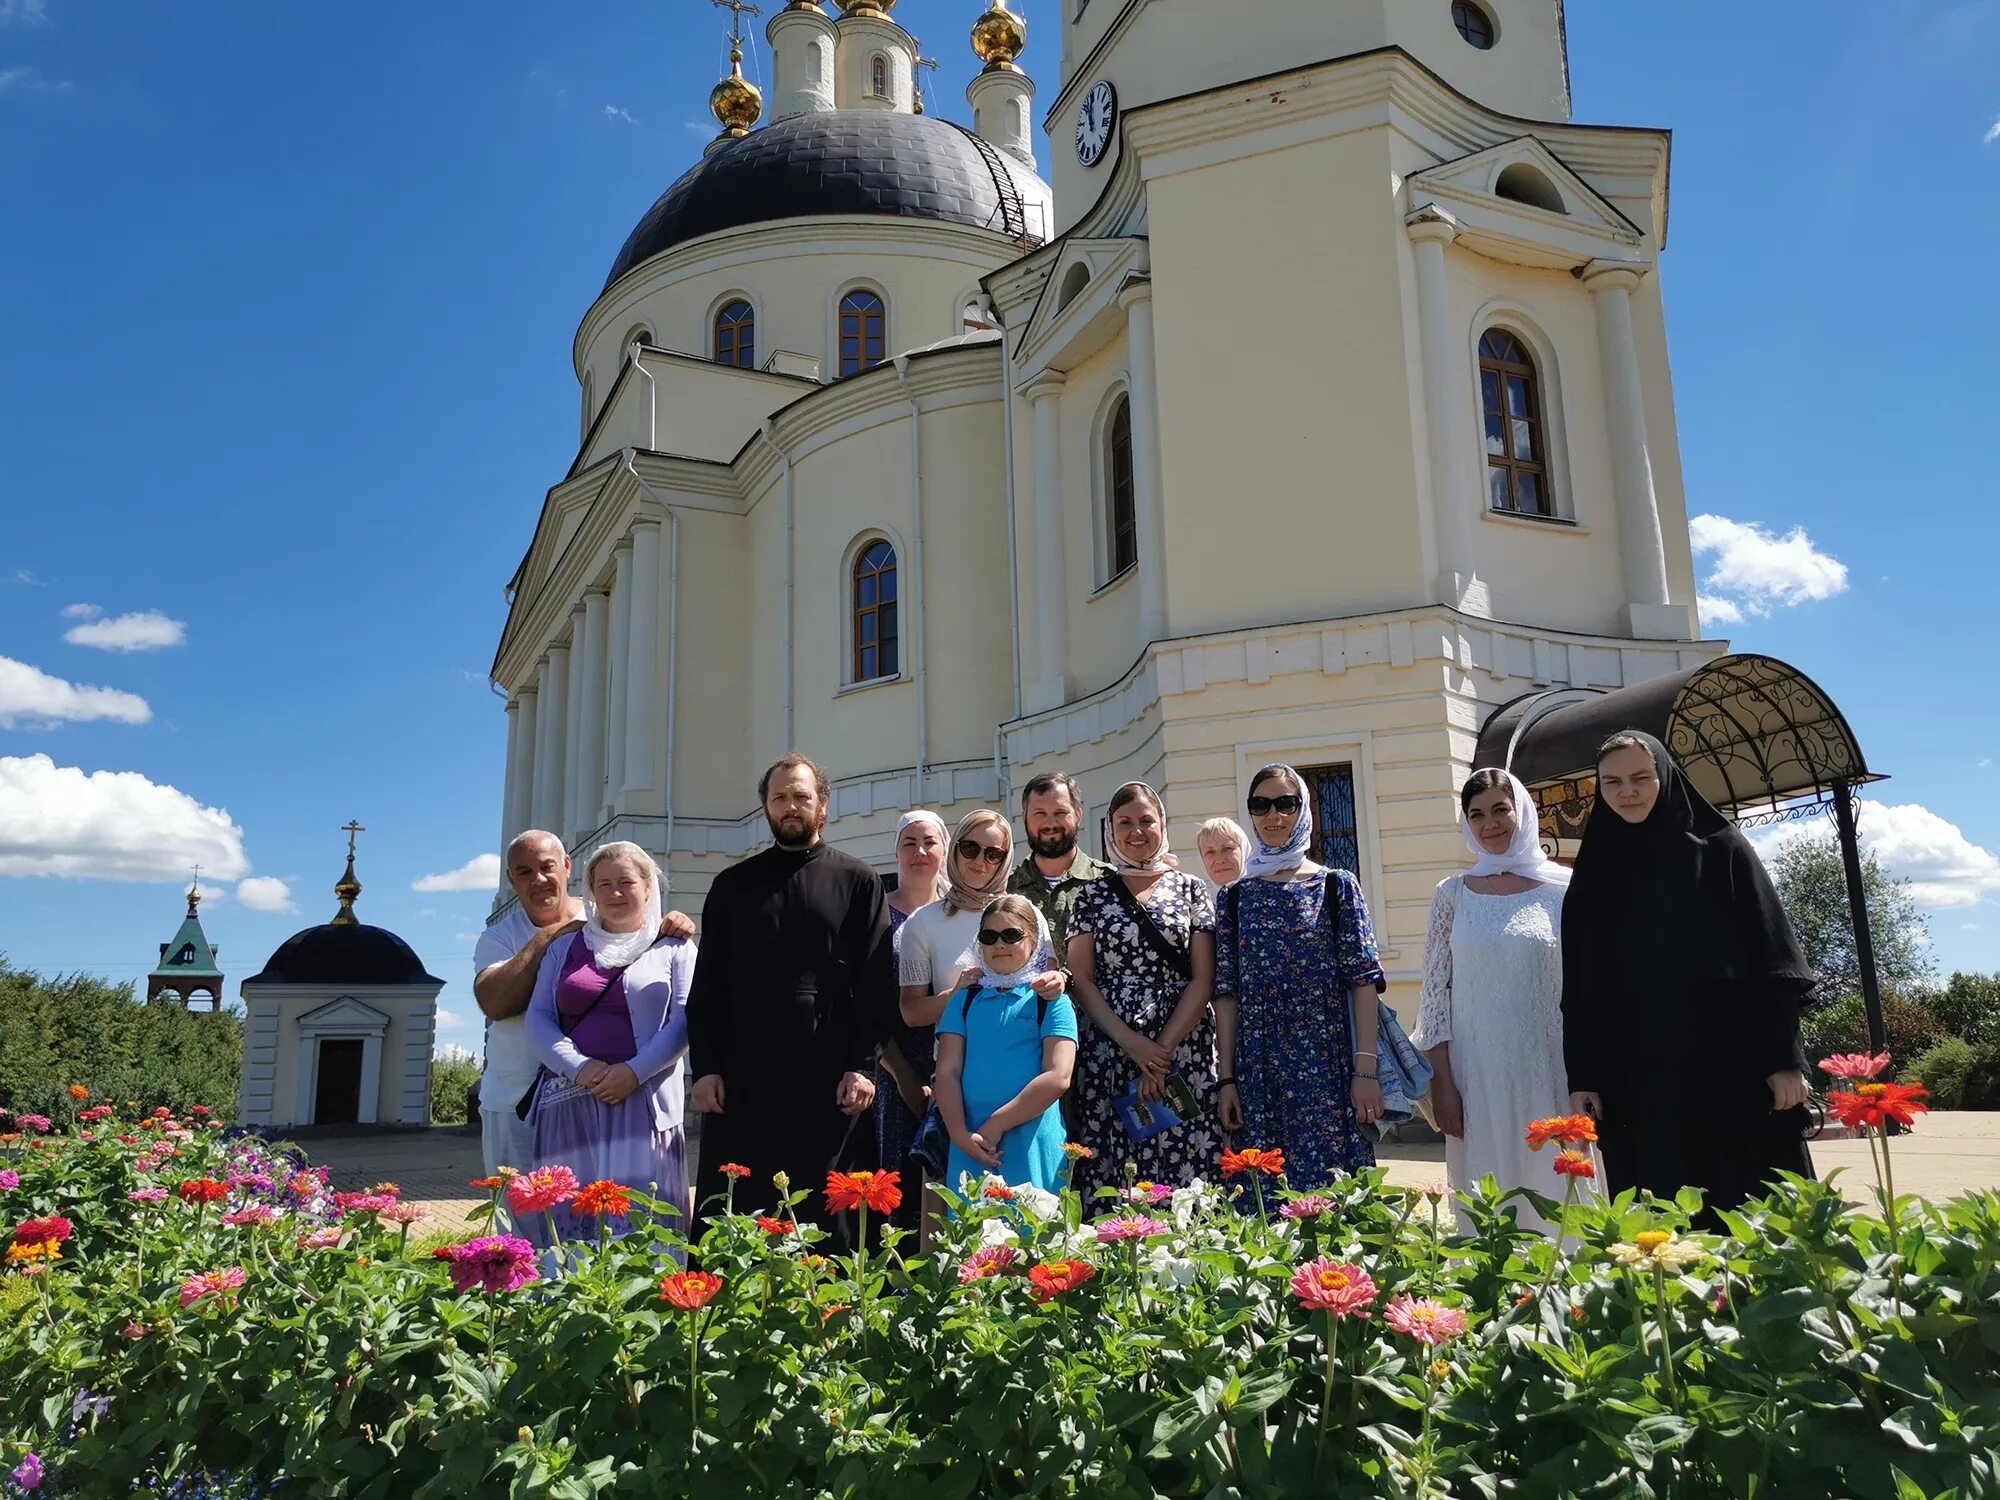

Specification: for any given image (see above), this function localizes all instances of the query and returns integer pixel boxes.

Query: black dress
[1560,732,1816,1222]
[685,842,896,1242]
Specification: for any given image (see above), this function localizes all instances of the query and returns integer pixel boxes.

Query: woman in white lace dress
[1412,769,1592,1234]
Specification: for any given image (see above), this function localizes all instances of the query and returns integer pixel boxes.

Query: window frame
[1451,0,1497,49]
[836,287,888,378]
[846,534,902,687]
[1477,328,1552,519]
[713,297,757,368]
[871,54,888,98]
[1105,391,1138,582]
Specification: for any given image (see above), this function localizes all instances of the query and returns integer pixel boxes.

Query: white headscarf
[1105,781,1175,876]
[580,841,665,970]
[1462,769,1570,887]
[894,808,951,906]
[975,899,1054,989]
[1240,763,1315,880]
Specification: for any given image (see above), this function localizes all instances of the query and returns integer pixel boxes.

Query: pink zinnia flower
[332,1191,398,1216]
[1290,1258,1377,1317]
[126,1188,169,1204]
[437,1235,540,1294]
[1094,1215,1169,1242]
[121,1321,150,1341]
[1820,1051,1892,1082]
[178,1266,247,1309]
[1127,1182,1174,1207]
[15,1115,51,1134]
[1383,1294,1469,1347]
[298,1229,343,1250]
[506,1165,580,1216]
[958,1245,1020,1285]
[380,1203,426,1227]
[221,1206,277,1227]
[1280,1195,1335,1220]
[0,1170,19,1191]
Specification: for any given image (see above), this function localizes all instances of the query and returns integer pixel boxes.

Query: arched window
[871,55,888,97]
[1495,163,1566,215]
[623,324,654,354]
[852,539,899,681]
[1479,330,1549,516]
[714,300,755,367]
[1451,0,1496,49]
[838,290,886,376]
[1106,394,1137,578]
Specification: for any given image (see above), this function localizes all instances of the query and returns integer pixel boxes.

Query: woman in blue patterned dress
[1214,763,1386,1190]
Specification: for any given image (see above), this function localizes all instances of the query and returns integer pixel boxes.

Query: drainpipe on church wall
[893,359,929,807]
[755,423,796,752]
[621,451,679,863]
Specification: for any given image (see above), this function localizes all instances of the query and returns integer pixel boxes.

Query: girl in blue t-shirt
[934,893,1079,1195]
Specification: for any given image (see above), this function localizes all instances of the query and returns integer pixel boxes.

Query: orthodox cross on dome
[342,819,365,860]
[187,862,204,910]
[711,0,763,51]
[913,43,939,114]
[332,819,365,927]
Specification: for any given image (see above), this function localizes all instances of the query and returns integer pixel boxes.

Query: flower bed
[3,1092,1998,1499]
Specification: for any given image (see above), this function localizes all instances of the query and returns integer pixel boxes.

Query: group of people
[473,730,1816,1247]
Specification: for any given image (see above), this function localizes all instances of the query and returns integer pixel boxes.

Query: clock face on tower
[1075,79,1117,167]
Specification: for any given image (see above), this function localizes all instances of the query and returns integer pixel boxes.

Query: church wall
[1145,126,1432,636]
[659,505,752,818]
[580,357,802,470]
[1050,334,1144,701]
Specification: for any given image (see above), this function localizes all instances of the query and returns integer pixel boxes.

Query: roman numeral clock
[1074,78,1117,167]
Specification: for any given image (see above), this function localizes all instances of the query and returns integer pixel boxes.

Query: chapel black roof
[244,924,442,988]
[605,110,1051,289]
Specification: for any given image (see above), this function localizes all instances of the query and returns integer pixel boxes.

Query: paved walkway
[312,1112,2000,1235]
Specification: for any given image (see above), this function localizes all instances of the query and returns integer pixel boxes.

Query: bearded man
[685,752,895,1235]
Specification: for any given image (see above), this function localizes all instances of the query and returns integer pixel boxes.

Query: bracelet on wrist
[1216,1077,1236,1088]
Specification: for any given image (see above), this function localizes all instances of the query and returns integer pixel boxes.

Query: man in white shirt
[473,830,694,1186]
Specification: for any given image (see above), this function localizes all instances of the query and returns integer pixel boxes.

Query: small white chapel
[488,0,1713,1013]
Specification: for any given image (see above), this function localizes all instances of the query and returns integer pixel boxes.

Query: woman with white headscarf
[932,893,1079,1194]
[1067,780,1221,1194]
[523,840,696,1244]
[1412,769,1587,1234]
[875,809,951,1224]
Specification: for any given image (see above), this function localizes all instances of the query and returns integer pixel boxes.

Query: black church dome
[245,924,441,987]
[605,110,1051,289]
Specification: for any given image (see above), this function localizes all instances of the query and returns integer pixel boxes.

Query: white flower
[978,1216,1018,1249]
[1145,1245,1199,1291]
[1012,1184,1061,1222]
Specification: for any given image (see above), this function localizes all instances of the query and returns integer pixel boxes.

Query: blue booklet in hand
[1112,1082,1184,1142]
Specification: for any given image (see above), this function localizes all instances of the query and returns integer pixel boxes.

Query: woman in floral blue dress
[1214,763,1386,1190]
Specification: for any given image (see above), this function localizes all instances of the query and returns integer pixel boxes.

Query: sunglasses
[1246,794,1304,816]
[955,839,1008,866]
[977,927,1029,946]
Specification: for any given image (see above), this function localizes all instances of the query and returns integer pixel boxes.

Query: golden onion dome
[835,0,894,16]
[709,49,763,135]
[971,0,1026,69]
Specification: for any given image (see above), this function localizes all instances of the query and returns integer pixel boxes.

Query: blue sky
[3,1,1997,1056]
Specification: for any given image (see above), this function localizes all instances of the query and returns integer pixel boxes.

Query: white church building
[489,0,1712,1011]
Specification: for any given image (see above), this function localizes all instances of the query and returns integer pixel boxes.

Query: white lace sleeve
[1409,876,1458,1050]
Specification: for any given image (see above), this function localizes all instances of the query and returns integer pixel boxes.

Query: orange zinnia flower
[573,1180,632,1219]
[824,1169,903,1215]
[1525,1114,1598,1151]
[982,1182,1016,1201]
[755,1216,796,1235]
[1220,1147,1286,1178]
[1552,1149,1596,1180]
[1027,1258,1097,1302]
[67,1085,89,1100]
[469,1176,504,1190]
[659,1270,724,1311]
[718,1163,752,1180]
[1827,1081,1930,1131]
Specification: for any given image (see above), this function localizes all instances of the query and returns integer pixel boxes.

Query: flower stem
[1315,1313,1339,1468]
[1652,1262,1679,1407]
[686,1309,701,1462]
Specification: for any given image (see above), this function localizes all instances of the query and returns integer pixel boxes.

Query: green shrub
[429,1049,483,1126]
[1961,1044,2000,1111]
[1801,990,1945,1068]
[1902,1036,1977,1108]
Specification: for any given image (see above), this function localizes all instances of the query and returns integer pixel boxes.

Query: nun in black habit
[1560,730,1816,1221]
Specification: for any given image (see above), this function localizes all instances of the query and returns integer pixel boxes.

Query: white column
[1118,282,1169,645]
[532,646,569,834]
[1407,207,1478,609]
[511,687,538,839]
[560,610,587,839]
[1584,261,1682,638]
[574,589,610,835]
[499,695,525,858]
[604,542,633,819]
[622,521,661,797]
[1024,373,1068,710]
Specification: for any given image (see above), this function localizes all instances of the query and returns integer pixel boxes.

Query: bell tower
[147,880,224,1011]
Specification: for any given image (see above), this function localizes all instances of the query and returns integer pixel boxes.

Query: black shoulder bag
[514,958,622,1121]
[1104,874,1194,983]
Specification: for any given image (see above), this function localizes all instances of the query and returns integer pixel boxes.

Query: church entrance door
[314,1038,365,1124]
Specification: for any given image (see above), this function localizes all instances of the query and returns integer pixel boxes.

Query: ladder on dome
[956,125,1042,249]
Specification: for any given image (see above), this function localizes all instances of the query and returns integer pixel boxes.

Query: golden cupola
[835,0,894,15]
[710,47,764,137]
[971,0,1027,71]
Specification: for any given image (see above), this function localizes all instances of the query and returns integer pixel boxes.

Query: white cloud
[1696,594,1744,628]
[64,609,186,652]
[436,1040,477,1063]
[436,1008,465,1030]
[1757,801,2000,911]
[1688,513,1849,618]
[60,602,99,620]
[684,119,712,137]
[412,853,501,892]
[1985,118,2000,145]
[0,66,71,93]
[0,655,150,728]
[6,570,44,587]
[235,876,298,913]
[603,104,640,125]
[0,753,249,882]
[1981,758,1994,770]
[0,0,49,28]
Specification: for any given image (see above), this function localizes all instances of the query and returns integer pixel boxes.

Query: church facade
[489,0,1712,1010]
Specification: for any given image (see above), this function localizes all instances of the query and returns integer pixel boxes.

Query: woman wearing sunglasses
[873,809,951,1233]
[1214,763,1387,1189]
[932,893,1079,1194]
[1066,780,1221,1194]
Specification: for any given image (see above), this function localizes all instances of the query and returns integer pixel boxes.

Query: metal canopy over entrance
[1474,653,1890,1050]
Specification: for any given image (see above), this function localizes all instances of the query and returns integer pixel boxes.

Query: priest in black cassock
[686,752,896,1242]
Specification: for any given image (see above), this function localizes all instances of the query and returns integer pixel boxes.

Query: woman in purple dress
[1214,764,1386,1190]
[524,840,696,1243]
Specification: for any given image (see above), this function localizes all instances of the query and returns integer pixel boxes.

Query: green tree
[1921,971,2000,1047]
[1764,826,1932,1000]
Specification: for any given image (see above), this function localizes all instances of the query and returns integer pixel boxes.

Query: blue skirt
[526,1072,689,1246]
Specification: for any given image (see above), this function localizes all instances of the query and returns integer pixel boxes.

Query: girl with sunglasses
[932,893,1080,1195]
[1214,763,1388,1189]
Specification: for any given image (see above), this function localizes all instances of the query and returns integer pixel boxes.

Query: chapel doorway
[313,1038,365,1125]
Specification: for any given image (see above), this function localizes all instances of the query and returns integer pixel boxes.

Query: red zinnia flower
[825,1170,903,1216]
[469,1176,503,1191]
[660,1269,724,1311]
[1290,1258,1377,1318]
[507,1165,580,1216]
[1027,1258,1097,1302]
[1820,1051,1892,1083]
[1220,1147,1286,1178]
[718,1163,752,1180]
[1525,1114,1598,1150]
[1553,1149,1597,1180]
[572,1180,632,1219]
[176,1178,228,1204]
[755,1216,795,1235]
[820,1303,850,1323]
[1827,1081,1930,1131]
[11,1216,73,1249]
[982,1181,1016,1201]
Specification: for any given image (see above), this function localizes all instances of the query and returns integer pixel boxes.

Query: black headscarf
[1561,730,1814,1099]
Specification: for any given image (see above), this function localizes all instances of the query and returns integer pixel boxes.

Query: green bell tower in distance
[147,880,224,1011]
